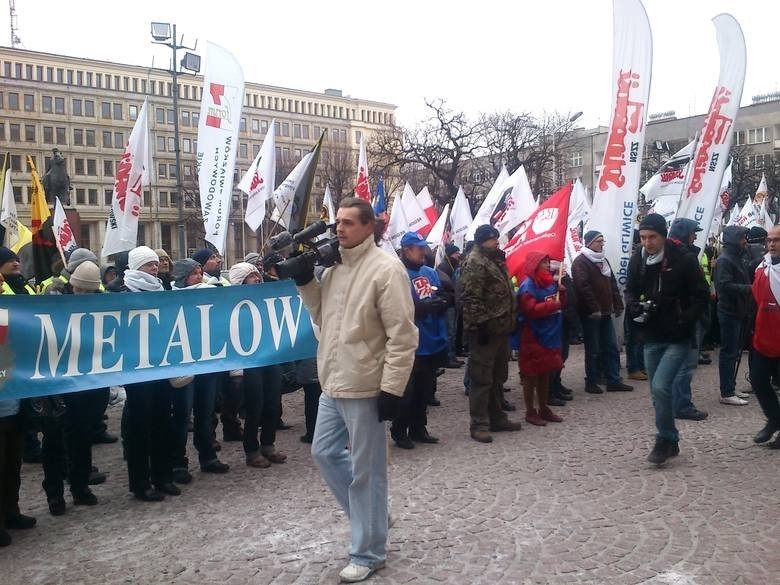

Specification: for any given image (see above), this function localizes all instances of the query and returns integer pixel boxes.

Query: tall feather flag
[271,132,324,232]
[354,137,371,201]
[102,99,150,257]
[28,156,59,283]
[587,0,652,289]
[676,14,746,253]
[53,196,78,257]
[238,119,276,232]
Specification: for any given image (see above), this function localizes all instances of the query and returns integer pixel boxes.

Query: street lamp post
[551,111,583,193]
[151,22,199,259]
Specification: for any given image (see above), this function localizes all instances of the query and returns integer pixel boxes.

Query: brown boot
[246,454,271,468]
[540,406,563,423]
[525,408,546,426]
[470,430,493,443]
[261,447,287,464]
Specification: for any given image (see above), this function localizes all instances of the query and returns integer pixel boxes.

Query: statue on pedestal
[43,148,72,206]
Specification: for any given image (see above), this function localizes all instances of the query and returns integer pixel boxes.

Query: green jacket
[459,245,516,334]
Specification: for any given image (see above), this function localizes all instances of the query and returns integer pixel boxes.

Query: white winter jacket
[297,235,417,398]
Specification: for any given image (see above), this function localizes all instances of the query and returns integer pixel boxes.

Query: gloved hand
[377,391,402,422]
[477,324,491,346]
[416,296,448,318]
[291,254,316,286]
[588,311,602,320]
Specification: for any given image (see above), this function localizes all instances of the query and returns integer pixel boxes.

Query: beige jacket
[297,235,417,398]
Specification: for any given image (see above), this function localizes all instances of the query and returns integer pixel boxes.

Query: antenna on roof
[9,0,21,47]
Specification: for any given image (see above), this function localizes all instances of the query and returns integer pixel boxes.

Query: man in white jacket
[295,197,418,583]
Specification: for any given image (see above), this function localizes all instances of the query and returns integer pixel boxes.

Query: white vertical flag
[588,0,652,289]
[101,99,151,257]
[400,182,430,236]
[426,203,450,250]
[317,184,336,240]
[726,202,741,227]
[238,120,276,232]
[197,42,245,254]
[354,137,371,202]
[381,191,410,253]
[449,186,473,251]
[735,198,757,229]
[0,169,24,249]
[466,165,509,241]
[493,165,537,237]
[416,186,437,236]
[754,173,769,227]
[676,14,746,253]
[53,196,77,257]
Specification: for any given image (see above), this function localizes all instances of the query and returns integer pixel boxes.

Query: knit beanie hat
[66,248,98,273]
[474,224,500,245]
[172,258,201,289]
[154,248,172,267]
[192,248,216,266]
[638,213,668,238]
[583,230,604,247]
[70,261,101,291]
[243,252,261,266]
[444,243,460,256]
[0,246,20,267]
[228,262,261,285]
[127,246,159,271]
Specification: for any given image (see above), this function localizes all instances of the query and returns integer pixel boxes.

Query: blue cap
[400,232,429,248]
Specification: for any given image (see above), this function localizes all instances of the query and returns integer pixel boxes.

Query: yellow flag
[28,155,51,235]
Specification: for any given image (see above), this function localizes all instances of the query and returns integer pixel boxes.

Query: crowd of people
[0,198,778,583]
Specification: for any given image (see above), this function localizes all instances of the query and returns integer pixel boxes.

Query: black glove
[414,296,448,319]
[477,324,490,346]
[291,254,316,286]
[377,391,402,422]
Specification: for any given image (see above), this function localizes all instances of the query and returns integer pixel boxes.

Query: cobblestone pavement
[2,346,779,585]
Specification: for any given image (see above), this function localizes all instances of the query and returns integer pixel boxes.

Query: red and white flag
[450,186,473,251]
[101,99,150,257]
[754,173,770,228]
[416,187,437,235]
[238,120,276,232]
[676,14,746,253]
[197,42,245,254]
[466,165,509,241]
[493,165,536,238]
[53,196,77,257]
[587,0,652,289]
[639,139,696,202]
[400,183,431,236]
[354,137,371,202]
[734,197,757,229]
[504,184,573,280]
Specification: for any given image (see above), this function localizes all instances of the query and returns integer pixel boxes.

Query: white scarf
[171,282,215,291]
[642,248,665,266]
[581,247,612,277]
[760,253,780,304]
[124,270,164,292]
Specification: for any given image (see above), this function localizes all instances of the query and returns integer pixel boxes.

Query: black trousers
[41,389,105,498]
[392,350,447,439]
[750,350,780,427]
[242,364,281,455]
[219,371,243,437]
[125,380,174,493]
[302,383,322,439]
[0,416,23,527]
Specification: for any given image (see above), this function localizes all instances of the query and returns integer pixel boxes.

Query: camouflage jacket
[459,245,516,334]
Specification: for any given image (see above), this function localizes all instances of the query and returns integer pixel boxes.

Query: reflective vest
[39,274,105,293]
[1,281,36,295]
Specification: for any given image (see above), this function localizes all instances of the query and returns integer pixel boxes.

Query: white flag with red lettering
[493,165,537,237]
[354,137,371,202]
[380,191,410,254]
[466,165,509,241]
[101,99,150,257]
[197,42,245,254]
[416,187,437,236]
[400,183,431,236]
[54,197,77,257]
[238,120,276,232]
[676,14,746,253]
[640,139,696,202]
[587,0,652,289]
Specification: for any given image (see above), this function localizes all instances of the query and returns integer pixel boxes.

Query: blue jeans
[644,341,689,442]
[718,312,744,398]
[311,394,388,569]
[582,315,621,384]
[624,316,645,374]
[193,374,219,466]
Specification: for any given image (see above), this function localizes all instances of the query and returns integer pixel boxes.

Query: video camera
[275,220,340,280]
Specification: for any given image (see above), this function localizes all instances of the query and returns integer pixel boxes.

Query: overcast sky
[2,0,777,128]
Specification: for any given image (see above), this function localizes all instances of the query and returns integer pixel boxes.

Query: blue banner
[0,280,317,400]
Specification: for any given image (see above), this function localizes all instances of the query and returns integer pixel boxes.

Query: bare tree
[319,143,356,204]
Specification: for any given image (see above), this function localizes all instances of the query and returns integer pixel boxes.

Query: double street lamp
[150,22,200,258]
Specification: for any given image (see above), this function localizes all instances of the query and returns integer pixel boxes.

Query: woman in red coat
[517,251,565,426]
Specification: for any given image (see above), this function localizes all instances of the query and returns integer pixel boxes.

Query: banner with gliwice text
[587,0,652,289]
[0,281,316,400]
[196,42,245,254]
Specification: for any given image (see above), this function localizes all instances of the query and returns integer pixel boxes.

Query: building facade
[0,46,396,262]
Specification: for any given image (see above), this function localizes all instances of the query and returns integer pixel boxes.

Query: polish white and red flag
[101,99,150,257]
[400,183,431,237]
[53,196,77,257]
[354,137,371,202]
[238,120,276,231]
[416,187,438,235]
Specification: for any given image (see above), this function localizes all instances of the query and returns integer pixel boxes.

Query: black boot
[647,438,680,465]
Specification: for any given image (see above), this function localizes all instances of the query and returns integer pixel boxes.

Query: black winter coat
[714,227,753,319]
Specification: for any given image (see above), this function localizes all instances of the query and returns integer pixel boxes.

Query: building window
[240,117,247,132]
[192,112,199,126]
[95,73,102,87]
[113,103,123,120]
[75,159,85,175]
[158,163,167,178]
[0,122,4,140]
[85,100,94,117]
[43,126,53,143]
[8,92,19,110]
[282,147,290,161]
[183,165,192,177]
[181,111,190,127]
[102,101,111,118]
[74,128,83,145]
[239,143,248,159]
[25,125,35,142]
[156,136,165,152]
[167,109,174,124]
[114,132,124,148]
[252,144,260,157]
[747,127,769,145]
[748,154,772,168]
[55,97,65,114]
[182,138,192,153]
[104,189,113,205]
[355,130,362,143]
[88,188,98,205]
[23,94,34,112]
[9,124,20,141]
[261,119,269,134]
[103,131,112,148]
[9,155,22,171]
[169,164,177,178]
[104,160,113,176]
[159,191,169,207]
[294,148,302,161]
[56,127,66,145]
[75,188,85,205]
[42,95,52,113]
[129,104,138,121]
[293,124,302,139]
[167,137,175,152]
[86,72,93,87]
[77,71,83,86]
[252,118,259,133]
[86,130,95,147]
[571,151,583,168]
[281,122,290,137]
[87,159,97,175]
[156,108,165,124]
[72,98,83,116]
